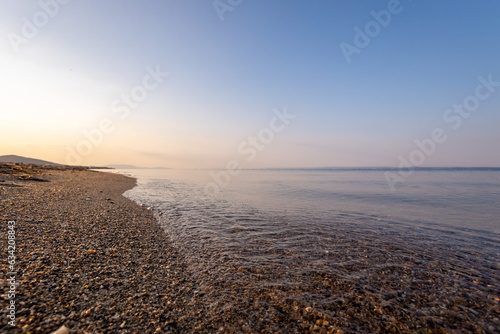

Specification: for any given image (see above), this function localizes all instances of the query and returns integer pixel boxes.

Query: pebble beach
[0,164,203,333]
[1,164,499,333]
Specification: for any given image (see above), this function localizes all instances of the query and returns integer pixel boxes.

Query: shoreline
[0,165,203,333]
[1,164,498,333]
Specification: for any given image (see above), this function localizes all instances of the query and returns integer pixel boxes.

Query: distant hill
[0,155,61,165]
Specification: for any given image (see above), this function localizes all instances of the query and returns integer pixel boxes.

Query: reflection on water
[124,169,500,332]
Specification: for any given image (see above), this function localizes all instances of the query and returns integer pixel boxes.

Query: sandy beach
[1,164,499,333]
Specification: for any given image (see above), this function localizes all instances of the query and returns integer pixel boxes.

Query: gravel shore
[1,164,498,333]
[0,164,202,333]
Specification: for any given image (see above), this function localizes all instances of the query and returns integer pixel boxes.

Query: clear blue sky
[1,0,499,168]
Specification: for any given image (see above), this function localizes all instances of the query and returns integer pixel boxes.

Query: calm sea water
[121,168,500,330]
[123,168,500,235]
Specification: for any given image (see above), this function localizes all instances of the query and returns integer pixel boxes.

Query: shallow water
[123,169,500,331]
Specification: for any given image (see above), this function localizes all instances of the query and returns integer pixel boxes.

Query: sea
[119,168,499,330]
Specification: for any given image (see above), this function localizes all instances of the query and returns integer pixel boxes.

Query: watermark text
[6,220,17,327]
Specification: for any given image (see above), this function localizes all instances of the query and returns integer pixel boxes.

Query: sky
[0,0,499,168]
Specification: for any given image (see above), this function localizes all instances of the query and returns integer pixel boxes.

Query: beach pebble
[51,325,69,334]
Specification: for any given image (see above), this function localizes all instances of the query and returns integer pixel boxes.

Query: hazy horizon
[3,154,500,170]
[1,1,499,169]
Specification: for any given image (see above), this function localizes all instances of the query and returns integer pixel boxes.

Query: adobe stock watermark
[65,65,168,165]
[6,220,17,327]
[7,0,72,53]
[213,0,243,21]
[384,74,499,191]
[339,0,410,63]
[202,107,296,197]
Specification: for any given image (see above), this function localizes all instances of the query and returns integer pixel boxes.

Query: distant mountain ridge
[0,155,61,165]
